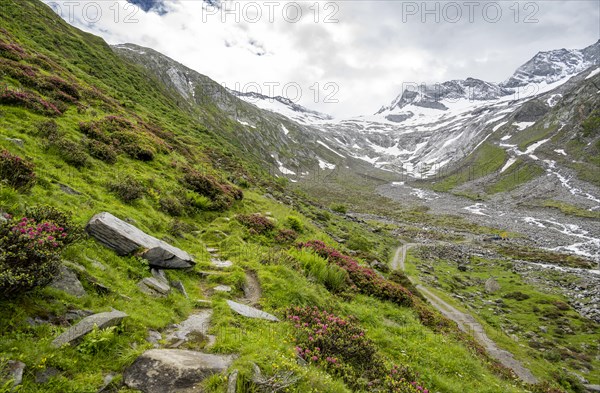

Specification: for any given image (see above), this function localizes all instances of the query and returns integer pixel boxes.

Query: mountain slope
[0,2,597,392]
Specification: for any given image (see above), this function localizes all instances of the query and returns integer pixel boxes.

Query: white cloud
[43,0,599,118]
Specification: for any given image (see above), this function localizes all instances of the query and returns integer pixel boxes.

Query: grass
[0,1,590,392]
[405,248,600,387]
[429,143,507,193]
[484,160,545,194]
[541,200,600,219]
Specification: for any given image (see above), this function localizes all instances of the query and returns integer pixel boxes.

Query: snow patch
[500,157,517,173]
[464,203,489,216]
[514,121,535,131]
[586,67,600,80]
[317,141,345,158]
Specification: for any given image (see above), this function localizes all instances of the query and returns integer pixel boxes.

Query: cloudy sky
[45,0,599,118]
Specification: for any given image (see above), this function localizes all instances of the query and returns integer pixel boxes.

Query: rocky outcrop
[52,310,128,347]
[123,349,235,393]
[86,212,194,269]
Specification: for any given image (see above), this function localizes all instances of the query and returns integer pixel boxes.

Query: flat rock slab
[50,265,86,297]
[226,300,279,322]
[86,212,194,269]
[166,310,215,347]
[211,259,233,269]
[139,277,171,297]
[124,349,235,393]
[213,285,232,293]
[52,310,128,347]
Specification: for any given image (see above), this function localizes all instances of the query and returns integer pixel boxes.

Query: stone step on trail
[226,300,279,322]
[123,349,235,393]
[86,212,195,269]
[52,310,128,347]
[165,309,216,349]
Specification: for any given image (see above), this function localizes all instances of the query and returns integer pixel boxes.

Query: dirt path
[242,270,262,306]
[393,244,538,384]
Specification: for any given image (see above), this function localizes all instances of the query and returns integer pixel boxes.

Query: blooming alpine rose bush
[286,306,428,392]
[0,149,36,191]
[0,215,68,297]
[236,213,276,235]
[298,240,413,307]
[0,88,61,116]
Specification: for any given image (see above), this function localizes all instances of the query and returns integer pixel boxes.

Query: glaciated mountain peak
[501,40,600,88]
[377,77,513,114]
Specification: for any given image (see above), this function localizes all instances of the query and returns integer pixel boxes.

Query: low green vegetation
[430,143,507,193]
[485,160,544,194]
[541,200,600,219]
[0,1,594,393]
[405,247,600,389]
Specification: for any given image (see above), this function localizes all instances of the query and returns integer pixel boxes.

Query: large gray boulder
[86,212,195,269]
[226,300,279,322]
[52,310,128,347]
[123,349,235,393]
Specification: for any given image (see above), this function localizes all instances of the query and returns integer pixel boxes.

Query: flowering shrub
[0,40,27,61]
[40,75,80,101]
[78,116,170,162]
[87,140,118,164]
[25,205,83,246]
[183,170,243,211]
[0,149,36,191]
[286,306,428,392]
[0,89,61,116]
[298,240,413,307]
[236,213,275,235]
[48,138,89,168]
[0,215,69,297]
[275,228,299,244]
[0,58,37,86]
[107,175,145,203]
[287,305,384,389]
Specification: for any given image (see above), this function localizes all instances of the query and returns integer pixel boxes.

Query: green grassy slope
[0,1,578,392]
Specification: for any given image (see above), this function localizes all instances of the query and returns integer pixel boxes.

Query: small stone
[5,360,25,387]
[484,278,501,293]
[50,265,86,297]
[206,247,219,254]
[65,309,94,322]
[35,367,60,383]
[227,369,239,393]
[211,259,233,269]
[171,281,188,298]
[98,372,116,392]
[5,137,24,148]
[146,330,162,347]
[58,183,81,195]
[214,285,232,293]
[151,268,168,284]
[195,300,212,308]
[138,277,171,297]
